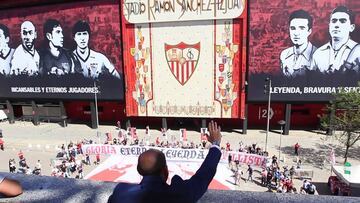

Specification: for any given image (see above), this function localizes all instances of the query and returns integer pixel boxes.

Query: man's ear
[5,36,9,43]
[34,31,37,39]
[46,33,51,40]
[350,24,355,32]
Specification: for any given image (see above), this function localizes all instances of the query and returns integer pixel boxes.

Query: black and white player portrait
[0,24,14,75]
[40,19,81,76]
[11,21,40,76]
[312,6,360,73]
[280,10,317,77]
[72,20,120,79]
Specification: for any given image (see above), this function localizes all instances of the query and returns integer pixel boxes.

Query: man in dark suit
[108,121,222,203]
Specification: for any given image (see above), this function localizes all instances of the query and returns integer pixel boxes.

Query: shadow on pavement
[280,143,360,169]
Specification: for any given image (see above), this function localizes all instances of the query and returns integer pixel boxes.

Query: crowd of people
[227,141,317,195]
[7,151,42,176]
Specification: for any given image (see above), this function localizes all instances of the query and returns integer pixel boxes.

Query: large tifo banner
[84,144,266,190]
[82,145,266,167]
[248,0,360,102]
[86,156,236,190]
[121,0,248,118]
[0,0,124,100]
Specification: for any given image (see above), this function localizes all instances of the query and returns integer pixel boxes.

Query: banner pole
[94,81,99,129]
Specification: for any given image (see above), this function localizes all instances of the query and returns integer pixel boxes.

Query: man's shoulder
[349,40,360,52]
[280,47,293,61]
[60,48,73,56]
[110,181,187,203]
[347,39,359,49]
[89,49,106,59]
[39,48,51,57]
[113,182,139,191]
[313,43,330,56]
[13,45,24,55]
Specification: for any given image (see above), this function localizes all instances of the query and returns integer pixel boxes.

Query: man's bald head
[21,21,35,30]
[21,21,37,51]
[137,149,167,177]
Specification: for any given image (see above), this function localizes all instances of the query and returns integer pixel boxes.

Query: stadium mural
[122,0,247,118]
[248,0,360,102]
[0,0,124,100]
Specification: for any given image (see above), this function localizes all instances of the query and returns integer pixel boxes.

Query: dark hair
[289,10,313,30]
[72,20,91,36]
[0,24,10,39]
[43,19,61,38]
[332,6,355,24]
[137,149,166,176]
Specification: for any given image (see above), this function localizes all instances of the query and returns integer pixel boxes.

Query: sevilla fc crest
[165,42,200,85]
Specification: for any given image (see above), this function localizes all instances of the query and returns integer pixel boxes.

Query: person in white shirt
[72,20,120,79]
[0,24,14,75]
[280,10,317,77]
[312,6,360,73]
[0,174,23,197]
[11,21,40,76]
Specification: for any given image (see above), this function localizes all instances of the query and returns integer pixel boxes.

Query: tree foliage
[321,85,360,163]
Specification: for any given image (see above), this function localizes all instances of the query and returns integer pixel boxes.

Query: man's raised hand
[207,121,221,145]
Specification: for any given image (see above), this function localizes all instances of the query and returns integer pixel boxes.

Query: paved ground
[0,120,359,196]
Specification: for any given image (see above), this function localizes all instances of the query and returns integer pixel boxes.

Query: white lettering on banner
[303,87,336,94]
[123,0,245,23]
[271,87,302,94]
[264,86,360,95]
[9,86,99,94]
[82,145,266,166]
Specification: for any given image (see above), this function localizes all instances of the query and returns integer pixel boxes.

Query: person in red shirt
[294,143,300,156]
[96,154,100,165]
[18,150,24,160]
[77,142,82,154]
[0,138,4,151]
[155,137,160,146]
[226,142,231,151]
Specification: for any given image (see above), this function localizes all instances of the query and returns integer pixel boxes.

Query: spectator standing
[296,158,302,169]
[247,165,253,182]
[34,160,42,175]
[155,137,160,146]
[228,154,232,168]
[234,167,242,186]
[226,142,231,151]
[289,166,295,180]
[261,168,268,186]
[294,143,300,156]
[0,137,4,150]
[95,154,100,165]
[85,154,91,165]
[77,163,84,179]
[18,150,24,160]
[266,170,273,186]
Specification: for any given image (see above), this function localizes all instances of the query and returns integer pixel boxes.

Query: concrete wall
[1,172,359,203]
